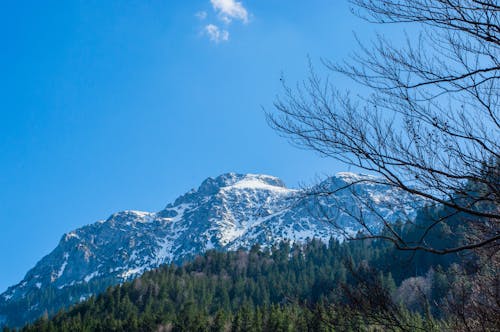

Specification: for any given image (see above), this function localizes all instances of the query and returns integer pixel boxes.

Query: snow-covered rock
[0,172,424,327]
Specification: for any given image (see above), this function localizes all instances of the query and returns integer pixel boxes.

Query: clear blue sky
[0,1,380,292]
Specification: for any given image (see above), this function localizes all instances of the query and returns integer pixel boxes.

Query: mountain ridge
[0,172,424,327]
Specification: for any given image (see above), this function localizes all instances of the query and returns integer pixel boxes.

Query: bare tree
[268,0,499,255]
[309,260,444,331]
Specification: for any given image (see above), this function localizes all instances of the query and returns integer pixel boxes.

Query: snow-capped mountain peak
[0,172,425,327]
[334,172,381,183]
[221,173,290,192]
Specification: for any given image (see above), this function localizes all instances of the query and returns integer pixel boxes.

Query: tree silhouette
[268,0,499,255]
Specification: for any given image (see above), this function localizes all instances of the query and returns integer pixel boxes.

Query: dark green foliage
[16,238,451,332]
[0,275,120,328]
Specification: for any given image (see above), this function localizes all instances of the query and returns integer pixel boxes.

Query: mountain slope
[0,172,423,327]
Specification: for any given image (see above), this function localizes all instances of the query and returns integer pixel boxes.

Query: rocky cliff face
[0,172,423,327]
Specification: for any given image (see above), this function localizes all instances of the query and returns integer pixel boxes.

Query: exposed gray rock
[0,172,424,327]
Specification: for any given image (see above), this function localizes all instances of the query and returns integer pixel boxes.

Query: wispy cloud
[195,11,207,20]
[204,24,230,43]
[210,0,249,24]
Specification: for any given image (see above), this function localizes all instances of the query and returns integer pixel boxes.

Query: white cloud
[204,24,230,43]
[195,11,207,20]
[197,0,249,43]
[210,0,249,24]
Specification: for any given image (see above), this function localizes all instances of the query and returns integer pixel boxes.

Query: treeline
[10,235,460,332]
[0,274,120,328]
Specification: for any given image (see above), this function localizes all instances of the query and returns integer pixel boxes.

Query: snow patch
[155,239,173,264]
[84,271,99,283]
[65,232,80,240]
[369,192,387,204]
[119,267,146,279]
[219,225,246,246]
[221,174,296,194]
[123,210,155,225]
[205,239,216,250]
[52,253,69,282]
[217,210,288,246]
[336,172,379,183]
[129,250,139,261]
[79,295,89,302]
[58,253,69,278]
[162,203,192,223]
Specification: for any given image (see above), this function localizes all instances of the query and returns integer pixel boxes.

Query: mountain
[0,172,423,327]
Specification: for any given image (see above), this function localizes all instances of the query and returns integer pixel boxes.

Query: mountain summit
[0,172,423,327]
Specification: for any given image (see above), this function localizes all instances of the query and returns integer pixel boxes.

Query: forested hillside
[13,234,461,332]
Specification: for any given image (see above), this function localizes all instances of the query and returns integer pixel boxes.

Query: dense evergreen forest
[9,221,475,332]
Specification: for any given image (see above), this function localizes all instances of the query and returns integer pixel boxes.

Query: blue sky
[0,0,378,292]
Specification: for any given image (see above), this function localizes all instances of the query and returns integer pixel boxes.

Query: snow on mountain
[0,172,424,327]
